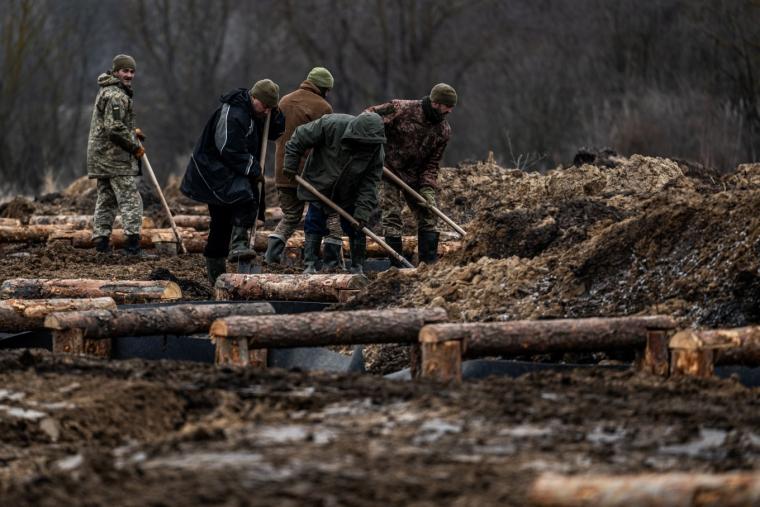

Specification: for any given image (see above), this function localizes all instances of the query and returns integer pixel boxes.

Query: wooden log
[670,349,714,378]
[47,228,193,249]
[0,225,66,243]
[29,215,155,229]
[420,339,462,382]
[52,328,111,358]
[419,316,677,358]
[0,218,21,227]
[44,302,274,338]
[0,279,182,304]
[215,337,267,367]
[639,330,670,376]
[215,273,369,302]
[210,307,448,347]
[529,472,760,507]
[0,297,116,332]
[670,326,760,366]
[173,215,211,230]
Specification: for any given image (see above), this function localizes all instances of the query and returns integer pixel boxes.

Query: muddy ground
[0,350,758,506]
[1,154,760,503]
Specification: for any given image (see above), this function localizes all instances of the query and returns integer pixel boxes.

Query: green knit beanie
[112,54,136,72]
[306,67,334,89]
[430,83,457,107]
[251,79,280,108]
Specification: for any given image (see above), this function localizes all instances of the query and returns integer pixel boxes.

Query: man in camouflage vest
[86,54,147,255]
[365,83,457,264]
[265,67,334,265]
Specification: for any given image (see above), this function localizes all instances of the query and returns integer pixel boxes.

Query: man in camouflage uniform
[365,83,457,264]
[86,54,146,255]
[265,67,334,265]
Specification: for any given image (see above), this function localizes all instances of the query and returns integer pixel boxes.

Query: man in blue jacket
[181,79,285,284]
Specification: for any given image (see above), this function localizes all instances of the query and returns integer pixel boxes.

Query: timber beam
[669,326,760,378]
[1,278,182,304]
[215,273,369,302]
[0,297,116,332]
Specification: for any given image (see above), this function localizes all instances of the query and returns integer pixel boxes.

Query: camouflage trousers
[271,187,305,242]
[380,181,437,236]
[92,176,143,237]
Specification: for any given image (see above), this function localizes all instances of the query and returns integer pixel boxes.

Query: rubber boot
[322,238,344,270]
[264,235,286,265]
[349,236,366,275]
[302,233,322,274]
[124,234,157,258]
[227,226,257,262]
[418,230,439,265]
[94,236,111,254]
[385,236,404,268]
[205,257,226,285]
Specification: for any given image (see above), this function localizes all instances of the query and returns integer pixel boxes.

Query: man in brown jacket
[264,67,334,264]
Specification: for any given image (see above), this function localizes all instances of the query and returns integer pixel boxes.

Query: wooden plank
[215,273,369,302]
[420,339,462,382]
[0,297,116,332]
[52,328,111,359]
[0,279,182,304]
[29,215,155,229]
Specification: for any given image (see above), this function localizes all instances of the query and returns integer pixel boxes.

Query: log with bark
[172,215,211,231]
[29,215,155,229]
[669,326,760,377]
[0,218,21,227]
[0,225,68,243]
[47,228,194,249]
[529,472,760,507]
[45,302,274,338]
[0,279,182,303]
[210,307,448,347]
[0,297,116,332]
[215,273,369,302]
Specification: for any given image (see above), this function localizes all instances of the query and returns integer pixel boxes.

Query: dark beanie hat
[430,83,457,107]
[251,79,280,108]
[112,54,136,72]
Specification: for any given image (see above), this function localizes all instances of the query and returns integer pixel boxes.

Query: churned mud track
[0,350,757,506]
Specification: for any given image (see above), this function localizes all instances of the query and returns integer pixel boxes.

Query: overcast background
[1,0,759,195]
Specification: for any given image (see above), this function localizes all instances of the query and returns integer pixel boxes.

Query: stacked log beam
[529,472,760,507]
[47,228,194,250]
[211,307,448,367]
[669,326,760,377]
[0,297,116,332]
[0,218,21,227]
[0,225,68,243]
[418,316,677,382]
[30,215,155,229]
[0,278,182,304]
[215,273,368,302]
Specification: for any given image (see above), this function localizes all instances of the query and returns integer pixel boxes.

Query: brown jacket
[274,80,333,188]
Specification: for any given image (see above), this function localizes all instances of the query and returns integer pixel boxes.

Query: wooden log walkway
[0,279,182,304]
[669,326,760,378]
[0,297,116,332]
[418,316,677,382]
[211,307,448,367]
[215,273,369,303]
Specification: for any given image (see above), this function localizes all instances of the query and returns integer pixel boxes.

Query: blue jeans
[304,203,361,240]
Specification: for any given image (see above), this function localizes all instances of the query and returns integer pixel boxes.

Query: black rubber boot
[205,257,226,285]
[322,239,344,270]
[94,236,111,254]
[302,233,322,274]
[227,226,257,261]
[264,236,286,265]
[349,236,366,275]
[385,236,404,268]
[418,231,439,264]
[124,234,142,256]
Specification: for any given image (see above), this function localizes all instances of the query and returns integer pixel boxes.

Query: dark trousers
[304,203,361,240]
[204,202,256,258]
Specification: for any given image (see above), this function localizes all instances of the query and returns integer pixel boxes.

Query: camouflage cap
[430,83,457,107]
[112,54,136,72]
[306,67,334,89]
[251,79,280,108]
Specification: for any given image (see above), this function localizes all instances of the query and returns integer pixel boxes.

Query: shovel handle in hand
[294,175,415,269]
[382,167,466,237]
[248,112,271,250]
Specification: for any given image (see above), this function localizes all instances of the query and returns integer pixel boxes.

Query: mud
[0,350,756,506]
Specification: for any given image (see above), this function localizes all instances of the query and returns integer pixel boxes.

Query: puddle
[55,454,84,472]
[0,389,26,402]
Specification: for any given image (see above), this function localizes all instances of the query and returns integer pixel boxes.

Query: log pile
[45,302,274,358]
[0,278,182,304]
[0,297,116,332]
[215,273,369,302]
[47,228,192,249]
[30,215,155,229]
[211,307,448,367]
[529,472,760,507]
[418,316,677,381]
[669,326,760,377]
[0,218,21,227]
[0,225,67,243]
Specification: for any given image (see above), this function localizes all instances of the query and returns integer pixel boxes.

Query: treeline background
[1,0,759,195]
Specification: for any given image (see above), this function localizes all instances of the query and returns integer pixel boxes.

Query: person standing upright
[365,83,457,264]
[265,67,334,265]
[87,54,147,255]
[180,80,285,284]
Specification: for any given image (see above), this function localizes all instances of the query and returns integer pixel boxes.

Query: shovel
[238,112,271,274]
[295,175,415,269]
[140,146,187,254]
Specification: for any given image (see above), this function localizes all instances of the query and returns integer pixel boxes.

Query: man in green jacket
[284,112,386,274]
[86,54,146,255]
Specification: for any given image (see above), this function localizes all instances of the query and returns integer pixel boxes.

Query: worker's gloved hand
[133,145,146,159]
[419,186,436,207]
[135,128,146,141]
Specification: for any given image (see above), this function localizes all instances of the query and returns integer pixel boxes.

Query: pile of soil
[0,350,757,506]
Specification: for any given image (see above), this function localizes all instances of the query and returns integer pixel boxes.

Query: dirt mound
[0,197,36,223]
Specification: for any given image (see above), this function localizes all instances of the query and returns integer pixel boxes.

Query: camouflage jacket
[86,73,140,178]
[365,98,450,190]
